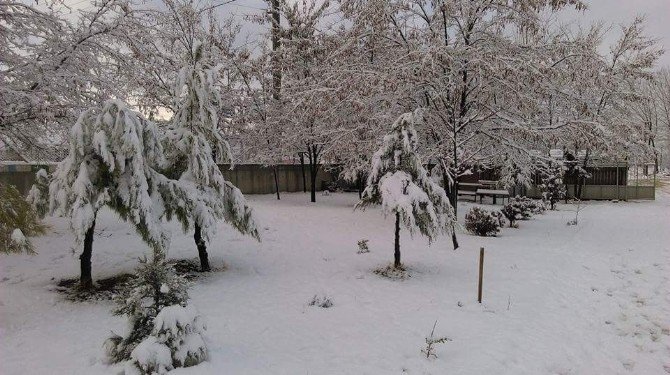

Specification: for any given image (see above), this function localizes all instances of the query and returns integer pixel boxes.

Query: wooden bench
[478,180,500,189]
[476,188,510,204]
[457,182,483,201]
[458,190,477,201]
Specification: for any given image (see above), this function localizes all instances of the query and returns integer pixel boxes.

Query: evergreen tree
[357,111,457,268]
[125,304,207,374]
[541,161,566,210]
[162,41,259,272]
[26,168,50,219]
[105,253,189,364]
[49,100,170,288]
[106,251,207,374]
[1,182,45,254]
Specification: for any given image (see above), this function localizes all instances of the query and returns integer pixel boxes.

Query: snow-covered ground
[2,188,669,375]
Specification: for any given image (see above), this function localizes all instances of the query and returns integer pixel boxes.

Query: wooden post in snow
[478,247,484,303]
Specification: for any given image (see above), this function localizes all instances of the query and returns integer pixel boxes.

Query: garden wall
[0,163,336,196]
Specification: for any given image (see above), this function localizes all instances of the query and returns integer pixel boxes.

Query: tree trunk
[270,0,281,101]
[310,164,318,203]
[394,212,401,268]
[273,165,280,200]
[194,223,210,272]
[299,153,307,193]
[451,232,459,250]
[80,219,95,289]
[357,172,364,199]
[307,145,320,203]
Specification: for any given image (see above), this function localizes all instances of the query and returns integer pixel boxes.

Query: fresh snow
[9,229,26,246]
[2,190,670,374]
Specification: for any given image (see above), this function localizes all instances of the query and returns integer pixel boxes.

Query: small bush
[26,169,50,219]
[517,196,546,215]
[465,207,503,237]
[308,295,333,308]
[357,239,370,254]
[501,197,531,228]
[1,182,45,254]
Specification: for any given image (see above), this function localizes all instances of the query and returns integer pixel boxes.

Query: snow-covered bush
[26,168,49,219]
[1,182,44,254]
[105,255,190,364]
[517,196,546,215]
[500,197,534,228]
[49,100,170,288]
[308,295,333,308]
[465,207,503,237]
[357,111,456,268]
[357,239,370,254]
[160,41,259,272]
[125,304,207,374]
[540,163,566,210]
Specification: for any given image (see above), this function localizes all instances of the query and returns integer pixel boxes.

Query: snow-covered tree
[540,161,566,210]
[357,111,457,268]
[26,169,50,219]
[126,304,207,374]
[162,41,259,272]
[1,182,44,254]
[49,100,170,288]
[1,0,139,161]
[106,251,207,374]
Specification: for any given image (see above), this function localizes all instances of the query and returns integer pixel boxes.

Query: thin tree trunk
[299,153,307,193]
[308,145,320,203]
[357,172,364,199]
[194,223,210,272]
[80,219,95,289]
[273,165,280,200]
[394,212,401,268]
[310,164,318,203]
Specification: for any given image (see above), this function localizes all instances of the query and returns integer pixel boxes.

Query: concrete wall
[0,163,335,196]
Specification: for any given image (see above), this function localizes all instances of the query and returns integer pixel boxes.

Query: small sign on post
[478,247,484,303]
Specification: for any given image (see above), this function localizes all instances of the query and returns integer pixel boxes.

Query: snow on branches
[357,111,457,266]
[106,254,207,374]
[359,111,456,242]
[161,41,259,271]
[49,100,170,253]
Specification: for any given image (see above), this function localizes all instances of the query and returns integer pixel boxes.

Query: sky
[558,0,670,68]
[53,0,670,68]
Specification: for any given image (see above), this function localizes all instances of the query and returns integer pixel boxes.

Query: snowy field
[2,189,670,375]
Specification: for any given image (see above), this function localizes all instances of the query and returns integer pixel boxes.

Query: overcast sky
[60,0,670,67]
[559,0,670,68]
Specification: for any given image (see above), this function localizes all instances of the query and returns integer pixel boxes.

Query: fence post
[478,247,484,303]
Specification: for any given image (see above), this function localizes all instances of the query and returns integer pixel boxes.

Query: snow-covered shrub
[106,255,190,364]
[464,207,502,237]
[357,239,370,254]
[308,295,333,308]
[26,168,49,219]
[540,163,565,210]
[160,41,259,272]
[125,304,207,374]
[357,111,457,267]
[1,182,44,254]
[515,196,545,215]
[500,197,534,228]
